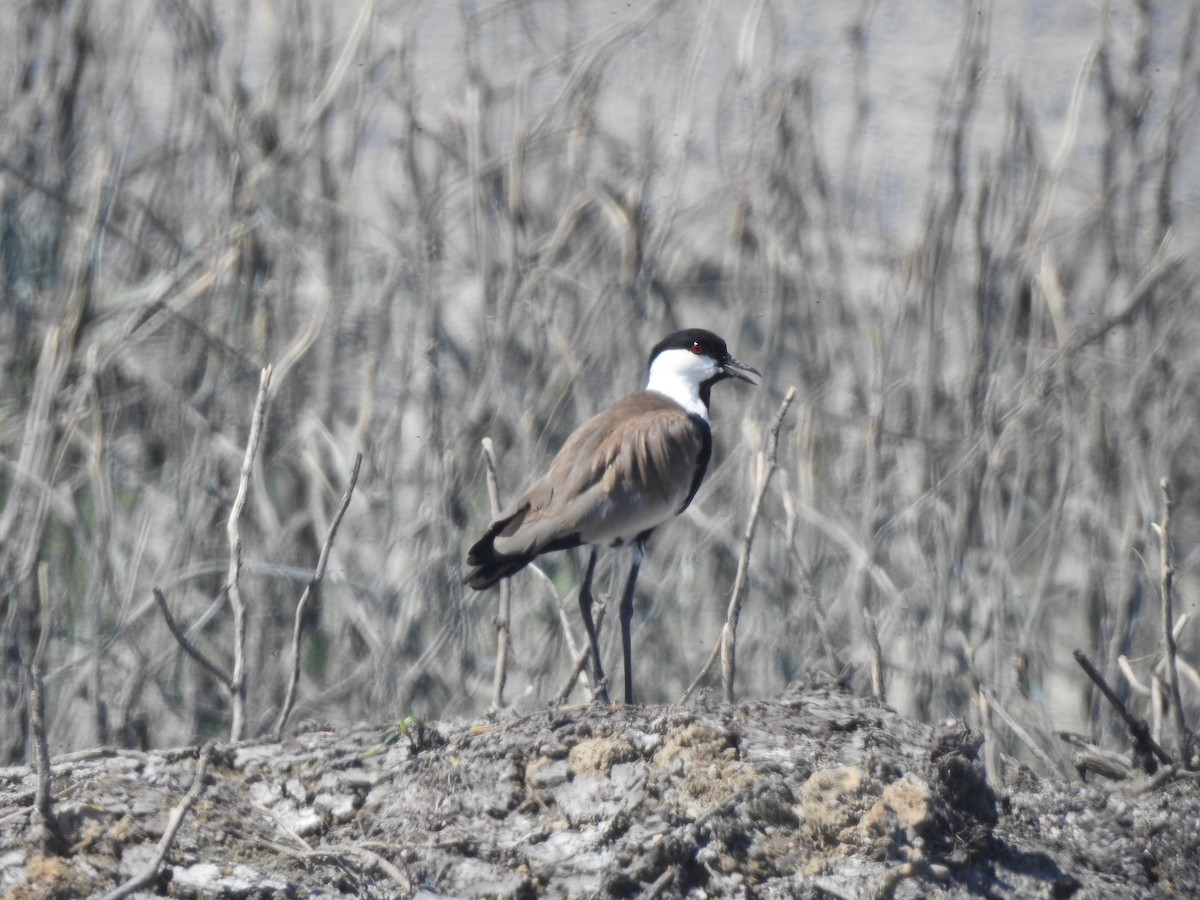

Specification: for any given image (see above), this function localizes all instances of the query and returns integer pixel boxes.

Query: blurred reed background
[2,0,1199,775]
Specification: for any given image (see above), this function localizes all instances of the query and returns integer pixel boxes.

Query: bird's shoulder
[562,391,706,457]
[499,392,708,524]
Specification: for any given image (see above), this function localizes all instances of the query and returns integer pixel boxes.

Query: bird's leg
[577,547,610,704]
[619,538,646,704]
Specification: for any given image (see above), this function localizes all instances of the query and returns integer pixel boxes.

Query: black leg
[619,539,646,704]
[577,548,609,704]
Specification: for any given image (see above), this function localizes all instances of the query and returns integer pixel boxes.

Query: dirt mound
[2,682,1197,898]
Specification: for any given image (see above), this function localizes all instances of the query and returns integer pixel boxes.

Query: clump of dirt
[6,855,95,900]
[568,735,639,778]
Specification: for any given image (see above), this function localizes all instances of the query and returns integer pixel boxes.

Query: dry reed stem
[153,588,232,689]
[227,366,273,742]
[274,451,364,737]
[98,744,212,900]
[682,387,796,704]
[0,328,66,590]
[482,438,513,710]
[518,562,600,700]
[971,675,1001,789]
[1151,675,1166,743]
[293,846,412,893]
[979,682,1063,777]
[1074,648,1172,772]
[1152,478,1190,755]
[864,609,886,704]
[557,603,607,706]
[1118,655,1150,695]
[302,0,377,133]
[30,562,63,855]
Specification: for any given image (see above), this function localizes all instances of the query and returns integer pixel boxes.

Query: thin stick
[980,684,1063,776]
[227,365,272,742]
[721,387,795,702]
[682,388,796,704]
[1074,649,1172,770]
[295,845,411,892]
[98,744,212,900]
[153,588,232,689]
[971,676,1001,789]
[482,438,513,710]
[524,561,601,700]
[1117,654,1150,695]
[1152,478,1189,752]
[864,609,886,703]
[557,603,607,705]
[31,562,64,855]
[1152,674,1165,743]
[274,451,363,737]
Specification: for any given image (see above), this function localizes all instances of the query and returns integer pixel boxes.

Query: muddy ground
[2,681,1197,898]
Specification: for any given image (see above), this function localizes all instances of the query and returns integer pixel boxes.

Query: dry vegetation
[2,0,1199,784]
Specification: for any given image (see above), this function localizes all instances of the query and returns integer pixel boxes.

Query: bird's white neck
[644,348,717,421]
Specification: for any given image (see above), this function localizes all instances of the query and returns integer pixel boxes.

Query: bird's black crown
[647,328,732,369]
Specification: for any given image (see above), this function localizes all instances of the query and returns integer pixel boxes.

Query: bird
[463,328,760,704]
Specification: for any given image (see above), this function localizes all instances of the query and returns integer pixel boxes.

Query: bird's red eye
[690,341,705,355]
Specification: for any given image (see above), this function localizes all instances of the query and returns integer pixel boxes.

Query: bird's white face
[645,348,721,420]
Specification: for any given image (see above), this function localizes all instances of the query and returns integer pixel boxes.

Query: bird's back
[464,391,711,588]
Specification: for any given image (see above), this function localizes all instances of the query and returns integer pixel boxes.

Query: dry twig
[980,683,1064,776]
[155,368,273,742]
[274,451,364,737]
[1074,648,1172,772]
[682,387,797,704]
[482,438,513,710]
[227,366,273,742]
[31,562,64,855]
[864,609,886,703]
[1152,478,1189,754]
[153,588,232,689]
[970,675,1002,788]
[98,744,212,900]
[296,845,412,892]
[557,603,607,705]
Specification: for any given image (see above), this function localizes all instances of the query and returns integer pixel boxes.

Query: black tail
[464,506,586,590]
[463,522,534,590]
[463,554,535,590]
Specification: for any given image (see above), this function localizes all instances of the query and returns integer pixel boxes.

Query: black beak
[722,355,761,385]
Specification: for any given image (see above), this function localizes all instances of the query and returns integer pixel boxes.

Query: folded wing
[463,393,710,589]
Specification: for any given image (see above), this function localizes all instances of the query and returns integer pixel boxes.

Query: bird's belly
[581,492,681,547]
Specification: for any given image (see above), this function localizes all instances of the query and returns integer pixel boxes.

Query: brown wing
[489,392,709,558]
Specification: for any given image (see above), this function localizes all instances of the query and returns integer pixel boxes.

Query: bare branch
[295,845,412,893]
[482,438,513,711]
[1153,478,1189,753]
[1117,654,1150,695]
[557,603,607,705]
[683,387,796,704]
[971,676,1002,789]
[1074,649,1172,771]
[227,366,273,742]
[274,451,364,737]
[721,387,796,703]
[31,562,64,855]
[98,745,212,900]
[153,588,232,690]
[980,683,1064,776]
[864,609,886,704]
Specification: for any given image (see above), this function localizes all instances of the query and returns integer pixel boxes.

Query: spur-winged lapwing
[464,328,760,704]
